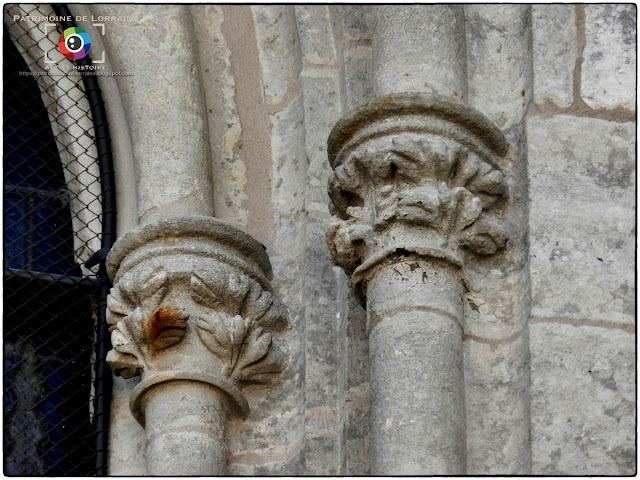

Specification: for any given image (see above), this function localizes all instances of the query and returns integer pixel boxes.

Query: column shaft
[372,5,467,99]
[464,6,533,473]
[143,381,227,475]
[326,94,509,474]
[367,259,465,474]
[93,5,214,223]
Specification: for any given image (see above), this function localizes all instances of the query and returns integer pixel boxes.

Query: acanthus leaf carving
[190,271,286,384]
[196,312,285,383]
[327,129,509,277]
[104,215,288,426]
[190,273,226,312]
[137,270,169,306]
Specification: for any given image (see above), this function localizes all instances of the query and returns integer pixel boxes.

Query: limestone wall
[78,4,635,475]
[528,5,635,475]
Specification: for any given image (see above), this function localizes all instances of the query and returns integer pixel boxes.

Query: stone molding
[326,93,509,303]
[105,215,287,423]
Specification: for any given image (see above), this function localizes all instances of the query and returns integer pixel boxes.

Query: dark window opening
[4,25,98,476]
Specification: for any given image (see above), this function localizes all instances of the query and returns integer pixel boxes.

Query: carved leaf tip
[108,319,145,378]
[196,311,285,384]
[138,270,169,308]
[190,273,224,311]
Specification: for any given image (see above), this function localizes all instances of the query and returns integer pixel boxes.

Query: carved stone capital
[326,94,509,302]
[105,215,287,423]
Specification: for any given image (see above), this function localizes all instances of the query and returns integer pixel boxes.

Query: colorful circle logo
[58,27,91,60]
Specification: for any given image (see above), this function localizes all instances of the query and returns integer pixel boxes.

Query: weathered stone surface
[532,5,577,107]
[301,75,342,215]
[463,115,532,343]
[143,382,227,475]
[298,53,350,471]
[530,322,635,475]
[341,46,374,111]
[582,4,636,110]
[367,261,465,474]
[295,6,340,67]
[302,216,348,475]
[344,387,369,474]
[217,5,275,248]
[340,5,372,43]
[234,8,309,474]
[251,6,302,105]
[270,95,307,219]
[466,5,533,129]
[339,5,374,110]
[527,115,635,325]
[464,12,534,473]
[190,5,248,230]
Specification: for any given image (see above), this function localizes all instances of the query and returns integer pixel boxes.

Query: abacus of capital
[326,93,509,474]
[105,215,287,475]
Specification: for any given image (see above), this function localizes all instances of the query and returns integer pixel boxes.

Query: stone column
[372,5,467,99]
[326,94,509,474]
[464,6,533,473]
[91,5,214,225]
[106,216,287,475]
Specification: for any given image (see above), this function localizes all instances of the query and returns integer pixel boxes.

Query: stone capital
[105,215,288,424]
[326,94,509,303]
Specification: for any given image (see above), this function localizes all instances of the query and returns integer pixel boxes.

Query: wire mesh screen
[4,4,104,475]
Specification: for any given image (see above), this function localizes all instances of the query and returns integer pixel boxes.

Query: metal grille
[4,5,105,475]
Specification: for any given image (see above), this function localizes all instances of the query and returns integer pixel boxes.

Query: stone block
[94,5,213,222]
[190,5,248,230]
[532,5,577,107]
[582,4,636,110]
[302,215,348,474]
[300,74,342,198]
[530,322,635,475]
[527,115,635,325]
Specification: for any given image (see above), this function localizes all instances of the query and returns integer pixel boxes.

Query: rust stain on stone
[148,305,188,351]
